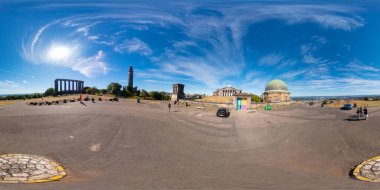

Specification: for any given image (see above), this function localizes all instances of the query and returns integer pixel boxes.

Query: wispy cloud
[72,50,109,77]
[258,53,284,66]
[114,38,152,56]
[0,80,18,88]
[20,2,366,91]
[339,59,379,72]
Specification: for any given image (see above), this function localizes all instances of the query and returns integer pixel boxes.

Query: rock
[3,176,27,181]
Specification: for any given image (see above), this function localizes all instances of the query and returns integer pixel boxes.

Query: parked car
[216,108,230,117]
[341,104,353,110]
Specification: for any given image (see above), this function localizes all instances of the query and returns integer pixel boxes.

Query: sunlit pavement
[0,100,380,189]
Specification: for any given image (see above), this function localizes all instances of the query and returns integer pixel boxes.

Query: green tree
[44,88,55,96]
[89,86,99,95]
[251,94,262,103]
[85,88,92,94]
[120,90,131,97]
[140,89,149,98]
[83,86,91,94]
[149,91,162,100]
[107,82,122,95]
[99,89,108,94]
[364,97,369,101]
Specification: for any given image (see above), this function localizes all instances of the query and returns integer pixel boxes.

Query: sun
[48,45,72,61]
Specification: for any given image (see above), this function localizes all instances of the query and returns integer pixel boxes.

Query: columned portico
[54,79,84,95]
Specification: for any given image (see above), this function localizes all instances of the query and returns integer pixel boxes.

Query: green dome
[265,79,289,92]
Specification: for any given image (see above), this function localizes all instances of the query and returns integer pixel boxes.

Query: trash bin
[137,98,140,103]
[264,104,272,110]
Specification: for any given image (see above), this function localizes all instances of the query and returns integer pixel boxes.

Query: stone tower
[171,83,185,101]
[128,66,133,88]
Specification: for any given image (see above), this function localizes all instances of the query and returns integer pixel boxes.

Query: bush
[44,88,55,96]
[107,82,122,95]
[251,94,262,103]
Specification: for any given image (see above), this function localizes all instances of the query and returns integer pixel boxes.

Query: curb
[353,155,380,182]
[0,154,66,183]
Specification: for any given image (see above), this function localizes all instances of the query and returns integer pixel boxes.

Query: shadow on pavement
[345,115,366,121]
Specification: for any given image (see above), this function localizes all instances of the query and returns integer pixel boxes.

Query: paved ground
[0,100,380,189]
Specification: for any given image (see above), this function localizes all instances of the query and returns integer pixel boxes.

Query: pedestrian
[359,107,363,119]
[356,107,360,118]
[168,102,171,112]
[364,107,368,120]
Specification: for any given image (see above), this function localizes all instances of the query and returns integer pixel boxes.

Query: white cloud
[0,80,18,88]
[21,3,365,86]
[280,69,308,79]
[258,53,284,66]
[114,38,152,56]
[72,51,108,77]
[340,59,379,72]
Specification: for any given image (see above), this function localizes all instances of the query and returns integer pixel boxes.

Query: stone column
[54,80,58,94]
[59,80,62,93]
[64,80,67,93]
[68,81,71,93]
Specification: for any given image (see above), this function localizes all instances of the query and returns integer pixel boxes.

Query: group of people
[356,106,369,120]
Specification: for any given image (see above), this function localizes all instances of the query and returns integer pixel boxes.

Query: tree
[44,88,55,96]
[251,94,262,103]
[83,86,91,94]
[99,89,108,94]
[364,97,369,101]
[88,86,99,95]
[85,88,91,94]
[120,90,131,97]
[107,82,122,95]
[140,89,149,98]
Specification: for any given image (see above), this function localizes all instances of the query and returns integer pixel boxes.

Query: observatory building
[262,79,291,103]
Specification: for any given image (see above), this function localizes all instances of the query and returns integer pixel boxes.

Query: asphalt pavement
[0,100,380,189]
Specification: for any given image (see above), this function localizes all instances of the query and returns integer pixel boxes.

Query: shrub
[251,94,262,103]
[44,88,55,96]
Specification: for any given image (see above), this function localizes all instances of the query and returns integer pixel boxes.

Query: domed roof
[265,79,289,92]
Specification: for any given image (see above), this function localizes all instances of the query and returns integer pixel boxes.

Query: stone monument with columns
[54,79,84,95]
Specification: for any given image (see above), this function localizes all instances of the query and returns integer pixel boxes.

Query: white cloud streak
[114,38,152,56]
[21,2,365,89]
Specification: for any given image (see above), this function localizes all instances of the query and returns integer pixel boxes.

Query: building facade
[171,83,185,101]
[262,79,291,103]
[213,86,242,97]
[233,93,252,110]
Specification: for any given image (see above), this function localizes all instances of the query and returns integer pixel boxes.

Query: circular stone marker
[0,154,66,183]
[353,156,380,182]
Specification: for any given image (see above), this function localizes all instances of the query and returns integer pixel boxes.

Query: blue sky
[1,1,380,96]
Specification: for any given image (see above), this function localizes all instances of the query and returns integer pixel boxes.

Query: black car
[340,104,353,110]
[216,108,230,117]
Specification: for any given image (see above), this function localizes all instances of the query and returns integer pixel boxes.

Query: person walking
[359,107,363,119]
[356,107,360,118]
[168,102,171,112]
[364,107,368,120]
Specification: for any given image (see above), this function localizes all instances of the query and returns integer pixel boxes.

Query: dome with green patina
[265,79,289,92]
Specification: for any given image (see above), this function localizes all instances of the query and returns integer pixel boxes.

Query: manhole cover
[353,156,380,182]
[0,154,66,183]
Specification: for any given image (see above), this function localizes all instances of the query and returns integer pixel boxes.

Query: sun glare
[48,45,72,61]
